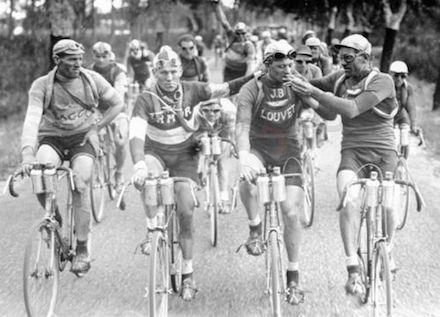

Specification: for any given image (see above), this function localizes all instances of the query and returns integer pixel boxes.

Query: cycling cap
[263,40,295,62]
[234,22,247,33]
[92,41,112,55]
[389,60,408,73]
[200,98,221,108]
[303,30,315,37]
[296,45,312,57]
[335,34,372,55]
[52,39,85,56]
[153,46,181,69]
[305,37,321,47]
[129,39,141,50]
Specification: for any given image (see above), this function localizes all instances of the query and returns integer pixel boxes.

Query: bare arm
[214,1,233,33]
[406,84,417,127]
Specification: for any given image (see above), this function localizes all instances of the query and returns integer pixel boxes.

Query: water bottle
[256,173,270,204]
[304,121,314,139]
[159,171,174,205]
[366,171,379,208]
[382,171,394,209]
[143,174,158,206]
[271,167,286,202]
[43,163,57,193]
[30,164,44,194]
[200,133,211,155]
[211,135,222,155]
[400,125,410,146]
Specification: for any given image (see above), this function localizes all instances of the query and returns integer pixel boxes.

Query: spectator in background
[213,34,226,66]
[294,45,322,80]
[305,37,332,76]
[301,30,316,45]
[330,38,343,72]
[256,30,275,64]
[194,35,206,57]
[126,39,155,90]
[213,1,256,81]
[178,34,209,82]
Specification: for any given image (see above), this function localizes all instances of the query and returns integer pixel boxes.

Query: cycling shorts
[249,138,302,187]
[39,132,95,161]
[145,150,198,183]
[223,66,246,82]
[394,108,410,126]
[338,147,398,178]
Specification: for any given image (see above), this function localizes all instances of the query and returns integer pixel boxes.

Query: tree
[379,0,407,72]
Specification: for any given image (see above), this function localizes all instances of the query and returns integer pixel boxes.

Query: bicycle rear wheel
[104,126,116,200]
[394,158,410,230]
[268,230,283,317]
[209,164,219,247]
[372,242,393,317]
[302,151,315,228]
[23,223,59,317]
[90,156,106,223]
[149,231,169,317]
[169,212,182,293]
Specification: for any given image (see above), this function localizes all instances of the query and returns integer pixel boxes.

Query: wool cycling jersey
[180,55,209,82]
[310,69,397,150]
[21,67,120,151]
[238,76,304,142]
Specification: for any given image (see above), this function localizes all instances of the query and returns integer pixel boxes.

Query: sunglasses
[181,46,195,51]
[295,60,312,65]
[394,73,407,79]
[339,54,358,63]
[202,108,221,114]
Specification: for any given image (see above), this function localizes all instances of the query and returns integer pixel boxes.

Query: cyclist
[20,39,124,275]
[256,30,275,65]
[129,46,262,301]
[91,41,129,188]
[236,40,335,305]
[288,34,398,299]
[126,39,155,90]
[177,34,209,82]
[212,0,256,81]
[305,37,332,76]
[389,60,418,135]
[195,99,235,213]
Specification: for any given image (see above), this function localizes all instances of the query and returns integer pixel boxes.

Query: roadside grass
[0,75,439,180]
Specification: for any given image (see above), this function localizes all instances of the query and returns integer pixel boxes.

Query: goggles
[265,50,296,62]
[154,57,181,69]
[202,108,221,114]
[53,40,85,56]
[295,60,312,65]
[394,73,407,79]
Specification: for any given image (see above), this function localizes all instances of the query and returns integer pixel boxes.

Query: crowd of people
[19,0,420,309]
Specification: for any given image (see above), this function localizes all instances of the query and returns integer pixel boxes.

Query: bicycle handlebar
[4,164,75,198]
[336,178,425,212]
[116,175,198,210]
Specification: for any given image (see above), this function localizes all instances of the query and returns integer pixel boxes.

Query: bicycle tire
[149,231,169,317]
[268,230,282,317]
[169,212,182,293]
[23,223,59,317]
[104,126,117,200]
[209,164,219,247]
[356,203,371,304]
[372,242,393,317]
[90,156,106,223]
[394,158,410,230]
[302,151,315,228]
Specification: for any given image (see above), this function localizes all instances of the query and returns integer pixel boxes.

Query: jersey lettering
[184,106,191,118]
[260,104,295,122]
[269,88,285,99]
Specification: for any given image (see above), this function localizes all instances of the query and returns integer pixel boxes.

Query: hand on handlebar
[131,167,149,191]
[21,153,37,175]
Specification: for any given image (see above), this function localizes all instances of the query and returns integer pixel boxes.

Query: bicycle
[90,124,117,222]
[5,162,81,317]
[297,116,316,228]
[199,132,238,246]
[337,168,424,316]
[254,166,304,317]
[393,126,425,230]
[117,171,198,317]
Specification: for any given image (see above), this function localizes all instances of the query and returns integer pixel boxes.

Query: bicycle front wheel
[209,164,219,247]
[302,151,315,228]
[23,223,59,317]
[149,231,169,317]
[169,212,182,293]
[372,242,393,317]
[90,156,106,223]
[268,230,283,317]
[394,158,410,230]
